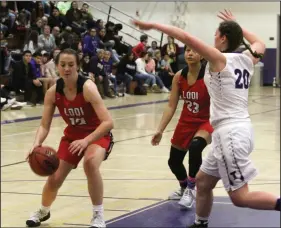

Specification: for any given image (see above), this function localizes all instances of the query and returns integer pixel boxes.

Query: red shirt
[55,76,102,140]
[178,65,210,123]
[132,42,146,58]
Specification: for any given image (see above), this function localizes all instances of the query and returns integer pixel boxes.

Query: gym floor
[1,86,280,227]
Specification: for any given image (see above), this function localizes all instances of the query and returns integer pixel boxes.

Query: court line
[1,103,279,168]
[1,114,147,138]
[0,191,164,201]
[0,99,169,125]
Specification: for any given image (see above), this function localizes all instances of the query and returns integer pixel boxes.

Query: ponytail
[242,39,264,59]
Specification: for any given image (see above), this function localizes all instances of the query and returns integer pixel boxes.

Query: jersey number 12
[235,69,250,89]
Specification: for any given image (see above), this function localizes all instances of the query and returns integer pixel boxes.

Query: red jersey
[55,76,103,140]
[178,65,210,123]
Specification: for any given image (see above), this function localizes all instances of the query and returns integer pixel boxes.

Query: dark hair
[139,51,148,58]
[23,50,32,56]
[55,48,80,66]
[140,34,148,42]
[147,52,153,58]
[33,51,42,57]
[219,21,263,59]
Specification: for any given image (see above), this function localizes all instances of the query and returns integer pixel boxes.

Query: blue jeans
[135,72,155,85]
[109,75,117,94]
[143,73,165,89]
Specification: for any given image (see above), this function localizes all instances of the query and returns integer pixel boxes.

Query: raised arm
[133,20,226,72]
[218,9,265,65]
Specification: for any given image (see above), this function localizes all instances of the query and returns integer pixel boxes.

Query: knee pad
[168,146,188,180]
[188,137,207,178]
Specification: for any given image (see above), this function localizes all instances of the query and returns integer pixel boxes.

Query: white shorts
[200,122,258,191]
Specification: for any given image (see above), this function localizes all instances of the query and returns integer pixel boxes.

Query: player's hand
[151,131,163,146]
[132,20,154,31]
[26,144,41,162]
[217,9,236,22]
[69,139,88,156]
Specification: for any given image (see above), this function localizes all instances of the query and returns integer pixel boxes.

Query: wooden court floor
[1,87,280,227]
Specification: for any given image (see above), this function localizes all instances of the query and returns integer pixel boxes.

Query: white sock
[40,205,50,213]
[93,204,104,215]
[195,214,208,224]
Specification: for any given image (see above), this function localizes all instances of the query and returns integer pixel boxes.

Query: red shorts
[57,133,114,168]
[171,121,213,149]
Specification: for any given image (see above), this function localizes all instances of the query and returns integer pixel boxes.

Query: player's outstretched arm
[151,71,181,146]
[218,9,265,65]
[26,85,56,160]
[83,80,114,145]
[133,20,226,72]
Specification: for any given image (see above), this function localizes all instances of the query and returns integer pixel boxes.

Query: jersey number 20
[235,69,250,89]
[186,101,199,113]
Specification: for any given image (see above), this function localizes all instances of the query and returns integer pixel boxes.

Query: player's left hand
[132,19,153,30]
[217,9,236,22]
[69,139,88,156]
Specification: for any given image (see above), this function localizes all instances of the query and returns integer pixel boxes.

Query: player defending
[133,9,280,228]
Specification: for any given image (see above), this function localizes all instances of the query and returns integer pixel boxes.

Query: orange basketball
[29,146,60,176]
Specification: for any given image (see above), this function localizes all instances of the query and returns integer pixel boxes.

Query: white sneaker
[90,212,106,228]
[178,188,196,209]
[168,187,185,200]
[1,98,16,110]
[161,87,170,93]
[26,209,50,227]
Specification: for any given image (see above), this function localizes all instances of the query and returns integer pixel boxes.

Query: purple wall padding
[261,48,277,85]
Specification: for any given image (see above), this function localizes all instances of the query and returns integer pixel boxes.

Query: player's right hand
[26,144,41,162]
[151,132,163,146]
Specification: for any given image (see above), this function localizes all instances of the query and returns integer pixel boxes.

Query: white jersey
[204,53,254,128]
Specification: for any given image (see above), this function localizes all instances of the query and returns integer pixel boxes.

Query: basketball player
[151,46,213,209]
[133,9,280,227]
[25,49,114,228]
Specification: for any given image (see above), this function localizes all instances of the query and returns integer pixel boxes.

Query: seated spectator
[147,41,159,58]
[40,52,56,94]
[65,1,85,34]
[80,54,91,78]
[161,36,180,57]
[132,34,148,58]
[145,52,156,74]
[159,53,175,90]
[11,50,43,106]
[135,51,169,93]
[95,19,104,31]
[60,34,78,51]
[52,26,63,46]
[102,50,118,96]
[98,28,120,63]
[38,25,57,53]
[48,7,67,30]
[0,31,11,74]
[0,1,12,35]
[30,51,43,79]
[82,28,100,57]
[80,3,93,25]
[31,17,43,35]
[44,48,60,80]
[23,30,39,54]
[89,49,114,98]
[117,51,149,93]
[32,2,45,22]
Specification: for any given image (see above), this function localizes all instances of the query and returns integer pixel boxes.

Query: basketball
[29,146,60,177]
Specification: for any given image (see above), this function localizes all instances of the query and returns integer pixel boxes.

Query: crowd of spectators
[0,1,183,111]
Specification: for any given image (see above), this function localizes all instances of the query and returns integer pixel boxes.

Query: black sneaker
[188,222,208,228]
[26,209,50,227]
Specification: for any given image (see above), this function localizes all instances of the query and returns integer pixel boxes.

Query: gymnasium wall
[88,2,280,48]
[87,2,280,85]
